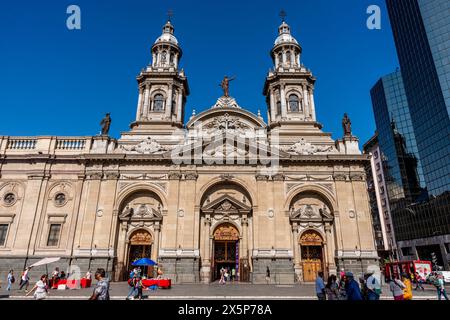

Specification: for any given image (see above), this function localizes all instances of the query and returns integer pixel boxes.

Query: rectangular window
[0,224,9,246]
[47,224,61,247]
[401,247,413,256]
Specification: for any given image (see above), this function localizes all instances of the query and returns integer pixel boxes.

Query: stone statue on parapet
[100,113,111,136]
[219,75,236,97]
[342,113,352,137]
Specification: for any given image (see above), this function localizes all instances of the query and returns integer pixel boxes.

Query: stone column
[282,51,286,67]
[152,223,161,262]
[280,85,287,120]
[201,215,212,283]
[310,89,316,121]
[296,53,300,66]
[302,85,310,119]
[152,52,157,67]
[292,224,302,282]
[269,91,276,122]
[176,89,183,122]
[165,85,173,119]
[135,87,144,121]
[115,222,128,281]
[325,223,336,276]
[242,215,249,258]
[174,53,179,69]
[142,84,150,120]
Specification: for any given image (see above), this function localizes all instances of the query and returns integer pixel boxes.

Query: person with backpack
[434,272,449,300]
[135,276,144,300]
[7,270,15,291]
[126,275,138,300]
[389,276,406,300]
[366,271,381,300]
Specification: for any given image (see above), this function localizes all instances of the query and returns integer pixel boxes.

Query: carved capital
[255,174,269,181]
[350,173,365,181]
[272,173,285,181]
[333,174,347,181]
[105,172,120,180]
[220,174,234,181]
[87,172,103,180]
[184,172,198,181]
[168,172,182,180]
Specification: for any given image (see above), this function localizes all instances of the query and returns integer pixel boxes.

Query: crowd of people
[315,269,449,300]
[218,266,237,284]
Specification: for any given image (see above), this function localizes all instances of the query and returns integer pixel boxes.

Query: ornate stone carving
[220,174,234,181]
[350,173,365,181]
[333,174,347,181]
[204,113,249,134]
[255,174,269,181]
[184,172,198,180]
[284,138,335,155]
[129,230,153,245]
[121,137,167,154]
[272,173,285,181]
[211,96,241,109]
[299,230,323,245]
[213,223,239,241]
[168,172,182,180]
[105,172,120,180]
[87,172,103,180]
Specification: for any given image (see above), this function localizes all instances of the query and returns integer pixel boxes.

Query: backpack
[372,277,382,295]
[10,275,15,283]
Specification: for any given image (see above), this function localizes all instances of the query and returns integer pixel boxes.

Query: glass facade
[386,0,450,196]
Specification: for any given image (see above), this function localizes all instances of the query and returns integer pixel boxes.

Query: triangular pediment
[202,194,251,213]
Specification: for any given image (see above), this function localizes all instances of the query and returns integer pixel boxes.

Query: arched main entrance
[212,223,239,281]
[300,230,324,282]
[127,229,153,276]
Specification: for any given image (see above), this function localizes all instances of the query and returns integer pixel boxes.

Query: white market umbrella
[30,257,61,268]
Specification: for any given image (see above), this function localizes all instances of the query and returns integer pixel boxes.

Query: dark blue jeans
[437,288,449,300]
[367,291,380,300]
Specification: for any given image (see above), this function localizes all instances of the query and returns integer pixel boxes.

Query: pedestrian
[344,272,363,301]
[85,270,92,280]
[19,267,32,292]
[26,274,49,300]
[60,270,66,279]
[89,268,110,300]
[315,271,326,300]
[402,273,413,300]
[135,276,144,300]
[359,275,368,300]
[366,271,381,300]
[338,274,347,300]
[51,267,60,288]
[7,270,15,291]
[266,266,271,285]
[389,276,406,300]
[126,275,138,300]
[325,274,339,300]
[231,268,236,281]
[414,272,424,291]
[435,273,449,300]
[219,268,225,285]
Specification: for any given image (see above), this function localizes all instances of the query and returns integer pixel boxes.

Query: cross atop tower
[279,10,287,22]
[167,9,174,22]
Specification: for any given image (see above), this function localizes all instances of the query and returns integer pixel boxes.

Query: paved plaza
[0,282,441,300]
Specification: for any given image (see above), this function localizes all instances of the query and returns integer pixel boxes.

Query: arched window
[161,51,167,64]
[286,51,291,65]
[276,101,282,116]
[153,94,165,112]
[278,53,283,66]
[169,53,175,65]
[289,94,300,112]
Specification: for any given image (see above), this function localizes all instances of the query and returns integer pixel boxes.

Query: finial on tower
[167,9,174,22]
[279,10,287,22]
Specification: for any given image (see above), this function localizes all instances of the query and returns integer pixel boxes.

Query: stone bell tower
[130,19,190,133]
[263,16,336,150]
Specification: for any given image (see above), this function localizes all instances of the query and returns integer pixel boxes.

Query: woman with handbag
[26,275,49,300]
[389,276,406,300]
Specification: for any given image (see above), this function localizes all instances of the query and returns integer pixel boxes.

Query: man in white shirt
[366,272,381,300]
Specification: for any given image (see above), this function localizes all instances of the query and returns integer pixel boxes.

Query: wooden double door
[301,245,324,282]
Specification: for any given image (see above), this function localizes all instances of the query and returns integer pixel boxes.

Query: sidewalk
[0,282,441,300]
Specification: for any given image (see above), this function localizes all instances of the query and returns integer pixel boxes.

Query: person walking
[325,275,339,300]
[265,266,271,285]
[231,268,236,282]
[315,271,326,300]
[219,268,225,285]
[402,273,413,300]
[389,276,406,300]
[89,268,110,300]
[366,272,381,300]
[413,272,424,291]
[7,270,15,291]
[435,273,449,300]
[344,272,363,301]
[19,267,31,292]
[26,274,49,300]
[135,276,144,300]
[126,275,138,300]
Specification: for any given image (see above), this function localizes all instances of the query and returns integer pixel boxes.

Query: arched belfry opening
[199,181,252,283]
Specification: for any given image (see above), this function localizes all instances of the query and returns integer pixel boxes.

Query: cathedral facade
[0,19,378,284]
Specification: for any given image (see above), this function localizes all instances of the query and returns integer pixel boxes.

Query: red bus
[384,260,432,282]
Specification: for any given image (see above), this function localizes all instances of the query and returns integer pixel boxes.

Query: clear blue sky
[0,0,398,143]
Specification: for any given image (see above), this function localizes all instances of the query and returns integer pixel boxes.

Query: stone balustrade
[0,136,114,155]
